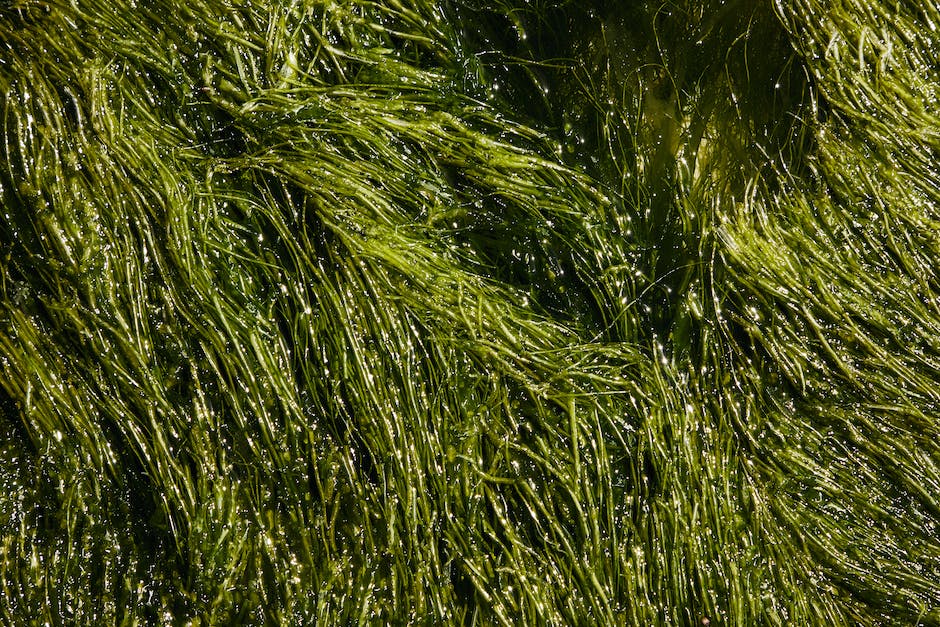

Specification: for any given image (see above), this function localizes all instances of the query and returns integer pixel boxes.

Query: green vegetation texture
[1,0,939,624]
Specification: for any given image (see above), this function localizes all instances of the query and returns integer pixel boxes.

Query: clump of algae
[1,0,938,624]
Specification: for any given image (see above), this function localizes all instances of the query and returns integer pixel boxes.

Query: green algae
[1,0,939,624]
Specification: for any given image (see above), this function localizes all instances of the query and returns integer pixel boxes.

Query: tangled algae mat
[2,0,940,624]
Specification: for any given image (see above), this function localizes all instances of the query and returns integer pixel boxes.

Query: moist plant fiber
[1,0,939,624]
